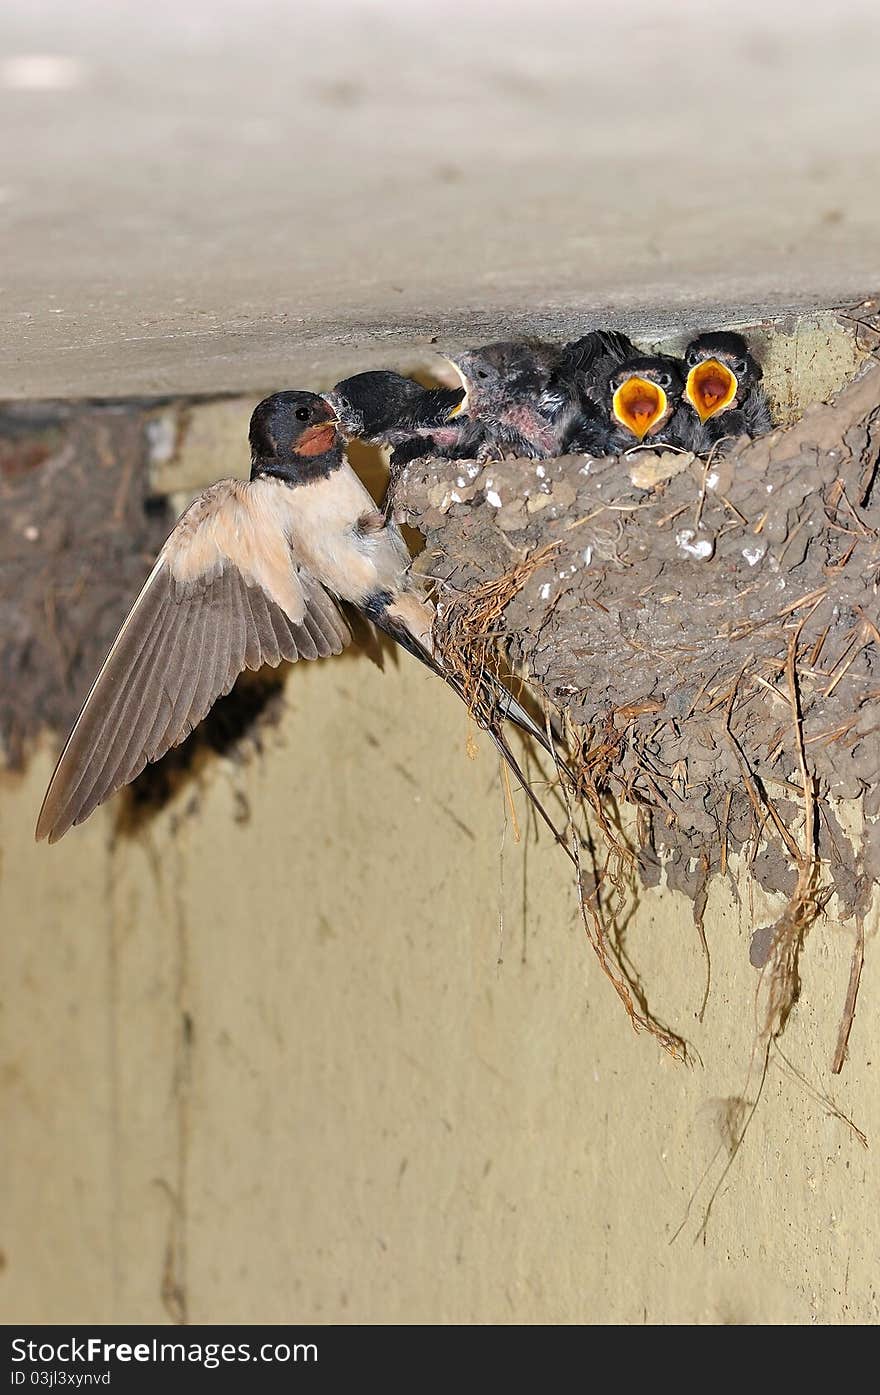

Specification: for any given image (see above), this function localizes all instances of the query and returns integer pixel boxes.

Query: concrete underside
[2,0,880,398]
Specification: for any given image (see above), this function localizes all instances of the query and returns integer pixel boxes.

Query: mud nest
[394,357,880,1059]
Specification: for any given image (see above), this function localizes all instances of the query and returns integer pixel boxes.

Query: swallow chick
[675,331,773,453]
[324,368,469,497]
[443,340,565,461]
[325,369,466,455]
[566,355,683,456]
[36,391,567,845]
[549,329,639,453]
[547,328,638,418]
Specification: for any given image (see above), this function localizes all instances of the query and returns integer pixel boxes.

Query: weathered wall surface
[2,654,877,1324]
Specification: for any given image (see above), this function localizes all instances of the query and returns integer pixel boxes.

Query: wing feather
[50,585,176,833]
[238,580,263,671]
[288,608,319,662]
[225,571,249,684]
[247,586,282,668]
[268,602,301,664]
[146,590,208,763]
[82,594,195,819]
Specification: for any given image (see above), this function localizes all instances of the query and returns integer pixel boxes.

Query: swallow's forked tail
[370,596,576,864]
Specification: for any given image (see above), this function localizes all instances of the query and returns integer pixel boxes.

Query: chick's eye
[295,406,311,422]
[658,373,672,389]
[476,369,489,380]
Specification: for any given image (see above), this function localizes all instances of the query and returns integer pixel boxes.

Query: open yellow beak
[612,376,668,441]
[685,358,737,423]
[440,355,469,415]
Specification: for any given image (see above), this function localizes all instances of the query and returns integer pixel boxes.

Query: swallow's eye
[657,372,672,389]
[295,406,311,422]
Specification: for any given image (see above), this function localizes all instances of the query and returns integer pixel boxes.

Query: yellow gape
[612,376,668,440]
[686,358,738,422]
[443,357,469,415]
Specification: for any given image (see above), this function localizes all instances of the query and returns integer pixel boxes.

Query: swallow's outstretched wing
[36,479,351,842]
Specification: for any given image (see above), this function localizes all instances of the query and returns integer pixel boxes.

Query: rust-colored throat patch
[295,422,339,457]
[612,377,668,440]
[686,359,738,422]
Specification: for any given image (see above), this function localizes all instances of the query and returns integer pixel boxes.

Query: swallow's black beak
[612,376,668,440]
[685,359,738,422]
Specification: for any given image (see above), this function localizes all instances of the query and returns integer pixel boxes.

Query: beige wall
[2,652,877,1324]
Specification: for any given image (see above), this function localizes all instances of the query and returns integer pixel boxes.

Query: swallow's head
[447,341,553,413]
[683,331,760,423]
[249,391,341,478]
[607,356,682,441]
[324,370,425,440]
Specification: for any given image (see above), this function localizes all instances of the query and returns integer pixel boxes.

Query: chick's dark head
[448,341,557,411]
[324,370,423,439]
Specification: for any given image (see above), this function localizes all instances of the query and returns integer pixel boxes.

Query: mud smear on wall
[0,401,172,765]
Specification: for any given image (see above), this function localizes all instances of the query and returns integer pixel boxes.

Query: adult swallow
[36,391,563,844]
[567,355,683,455]
[675,331,773,452]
